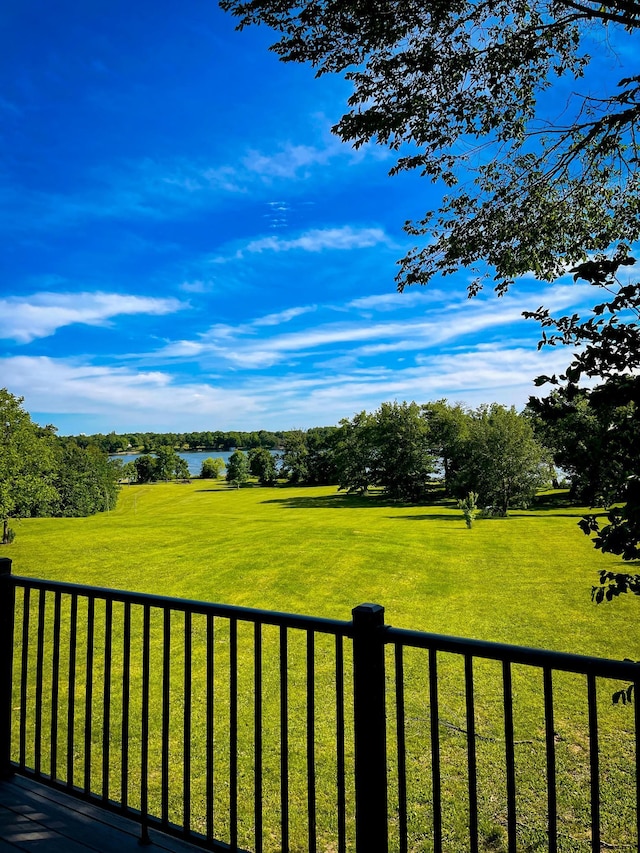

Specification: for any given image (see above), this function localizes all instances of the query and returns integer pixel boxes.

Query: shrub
[458,492,479,528]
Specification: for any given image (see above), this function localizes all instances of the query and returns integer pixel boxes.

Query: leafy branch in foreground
[592,569,640,603]
[221,0,640,293]
[591,571,640,704]
[526,255,640,567]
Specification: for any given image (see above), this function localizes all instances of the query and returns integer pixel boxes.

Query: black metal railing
[1,556,639,852]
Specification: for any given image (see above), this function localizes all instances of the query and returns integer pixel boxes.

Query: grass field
[6,482,639,852]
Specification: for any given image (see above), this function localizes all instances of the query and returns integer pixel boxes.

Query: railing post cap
[352,602,385,626]
[0,558,11,576]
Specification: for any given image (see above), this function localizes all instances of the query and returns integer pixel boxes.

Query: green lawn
[6,483,639,852]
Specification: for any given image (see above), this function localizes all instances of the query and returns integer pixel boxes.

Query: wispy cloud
[0,292,184,343]
[243,144,333,180]
[253,306,317,327]
[348,290,438,311]
[147,280,592,375]
[1,337,574,433]
[245,226,390,255]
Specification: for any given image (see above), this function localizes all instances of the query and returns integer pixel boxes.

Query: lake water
[110,449,280,476]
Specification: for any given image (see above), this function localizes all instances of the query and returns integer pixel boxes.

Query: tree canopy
[455,404,551,514]
[221,0,640,293]
[248,447,278,485]
[0,390,120,541]
[226,449,250,487]
[0,390,58,542]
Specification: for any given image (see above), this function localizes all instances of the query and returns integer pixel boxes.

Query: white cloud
[243,144,333,180]
[3,357,262,430]
[1,339,572,433]
[150,280,595,373]
[179,280,210,293]
[244,226,390,255]
[348,290,433,310]
[2,279,601,432]
[252,306,317,327]
[0,292,184,343]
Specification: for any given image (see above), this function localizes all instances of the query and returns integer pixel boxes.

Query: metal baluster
[429,648,442,853]
[395,644,407,853]
[19,587,30,771]
[66,594,77,790]
[635,676,640,853]
[307,631,317,853]
[34,590,46,778]
[184,611,192,836]
[254,622,263,853]
[50,591,61,782]
[230,618,238,851]
[161,608,171,826]
[543,668,557,853]
[587,674,600,853]
[335,634,346,853]
[84,597,95,795]
[0,560,15,780]
[102,599,113,803]
[464,655,478,853]
[206,612,215,842]
[121,601,131,809]
[280,626,289,853]
[503,661,517,853]
[140,604,151,845]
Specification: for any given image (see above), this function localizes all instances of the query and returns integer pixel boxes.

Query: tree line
[71,428,287,455]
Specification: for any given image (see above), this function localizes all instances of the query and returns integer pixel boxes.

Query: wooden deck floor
[0,775,205,853]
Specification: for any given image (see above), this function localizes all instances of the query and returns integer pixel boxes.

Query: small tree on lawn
[226,450,249,488]
[155,446,181,480]
[458,492,479,528]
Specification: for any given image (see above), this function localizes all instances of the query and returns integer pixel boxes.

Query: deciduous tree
[248,447,278,485]
[280,430,309,484]
[200,457,225,479]
[455,404,551,514]
[0,389,59,543]
[373,401,435,501]
[134,454,157,484]
[53,443,120,517]
[335,410,378,495]
[226,449,250,487]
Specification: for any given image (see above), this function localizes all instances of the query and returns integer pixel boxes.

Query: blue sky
[0,0,629,433]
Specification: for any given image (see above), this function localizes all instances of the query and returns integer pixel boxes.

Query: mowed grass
[6,483,640,852]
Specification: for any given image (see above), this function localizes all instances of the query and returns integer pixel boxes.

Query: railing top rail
[9,574,354,637]
[10,572,637,679]
[385,625,640,680]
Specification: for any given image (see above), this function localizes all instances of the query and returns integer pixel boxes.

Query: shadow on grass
[506,511,608,518]
[261,489,459,512]
[389,513,462,522]
[261,493,403,509]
